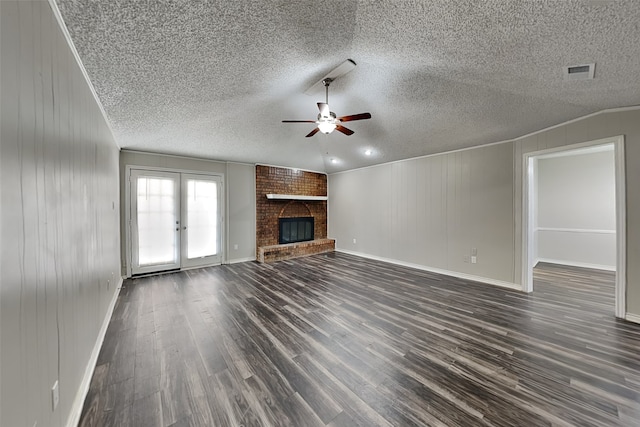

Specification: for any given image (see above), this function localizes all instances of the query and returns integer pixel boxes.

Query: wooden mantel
[265,194,328,201]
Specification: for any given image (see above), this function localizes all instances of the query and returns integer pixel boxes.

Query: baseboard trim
[66,277,123,427]
[625,313,640,324]
[535,258,616,272]
[227,256,256,264]
[336,249,522,292]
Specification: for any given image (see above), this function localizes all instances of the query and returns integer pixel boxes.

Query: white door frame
[125,165,225,277]
[521,135,626,318]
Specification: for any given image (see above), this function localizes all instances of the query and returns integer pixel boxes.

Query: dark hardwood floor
[79,254,640,426]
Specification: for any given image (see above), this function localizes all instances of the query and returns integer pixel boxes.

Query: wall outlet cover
[471,256,477,264]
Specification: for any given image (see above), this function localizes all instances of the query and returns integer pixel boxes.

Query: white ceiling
[55,0,640,173]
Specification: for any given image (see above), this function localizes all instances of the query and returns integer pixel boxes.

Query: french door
[130,169,223,275]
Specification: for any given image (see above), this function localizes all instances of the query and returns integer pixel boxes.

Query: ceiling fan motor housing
[318,111,337,120]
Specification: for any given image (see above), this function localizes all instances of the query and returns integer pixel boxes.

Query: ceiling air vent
[564,63,595,81]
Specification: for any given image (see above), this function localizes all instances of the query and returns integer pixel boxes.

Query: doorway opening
[522,136,626,318]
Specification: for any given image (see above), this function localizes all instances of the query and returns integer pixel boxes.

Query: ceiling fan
[282,78,371,137]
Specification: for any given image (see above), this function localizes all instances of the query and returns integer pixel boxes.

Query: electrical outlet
[233,244,238,250]
[471,256,477,264]
[352,238,356,244]
[463,255,470,263]
[471,247,477,256]
[52,380,59,411]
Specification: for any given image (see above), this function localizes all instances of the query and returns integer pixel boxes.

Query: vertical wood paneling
[1,2,120,426]
[415,157,428,264]
[329,143,515,285]
[444,152,457,271]
[435,155,447,266]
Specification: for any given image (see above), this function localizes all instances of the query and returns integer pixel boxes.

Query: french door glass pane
[137,177,177,266]
[187,179,217,258]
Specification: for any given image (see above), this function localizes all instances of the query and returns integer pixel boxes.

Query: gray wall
[119,151,256,271]
[227,162,256,262]
[536,149,616,269]
[1,2,121,426]
[330,109,640,316]
[329,143,515,284]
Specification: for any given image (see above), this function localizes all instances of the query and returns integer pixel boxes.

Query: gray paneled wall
[329,143,516,284]
[227,162,256,262]
[1,2,121,426]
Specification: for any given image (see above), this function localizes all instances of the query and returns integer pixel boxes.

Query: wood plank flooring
[79,254,640,426]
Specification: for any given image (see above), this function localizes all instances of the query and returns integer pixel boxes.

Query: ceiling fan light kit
[283,72,371,137]
[318,121,337,134]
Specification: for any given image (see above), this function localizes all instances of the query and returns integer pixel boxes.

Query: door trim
[125,165,225,277]
[521,135,626,318]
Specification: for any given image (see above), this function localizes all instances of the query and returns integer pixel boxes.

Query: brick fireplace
[255,165,335,262]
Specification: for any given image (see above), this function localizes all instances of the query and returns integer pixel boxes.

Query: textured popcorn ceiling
[55,0,640,173]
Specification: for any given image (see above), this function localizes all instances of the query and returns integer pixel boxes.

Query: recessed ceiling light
[364,149,373,156]
[330,158,338,164]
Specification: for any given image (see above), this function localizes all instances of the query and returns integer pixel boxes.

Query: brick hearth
[257,239,336,263]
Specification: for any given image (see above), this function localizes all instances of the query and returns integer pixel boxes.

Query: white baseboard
[336,249,522,292]
[625,313,640,324]
[66,276,123,427]
[535,258,616,272]
[227,256,256,264]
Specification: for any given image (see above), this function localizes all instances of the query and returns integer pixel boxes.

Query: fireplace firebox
[279,217,314,244]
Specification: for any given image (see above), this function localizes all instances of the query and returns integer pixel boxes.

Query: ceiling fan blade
[335,124,354,136]
[282,120,317,123]
[317,102,330,118]
[305,127,320,138]
[337,112,371,122]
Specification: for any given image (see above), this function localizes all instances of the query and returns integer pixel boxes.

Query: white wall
[329,143,516,286]
[119,151,256,271]
[1,2,121,426]
[535,149,616,269]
